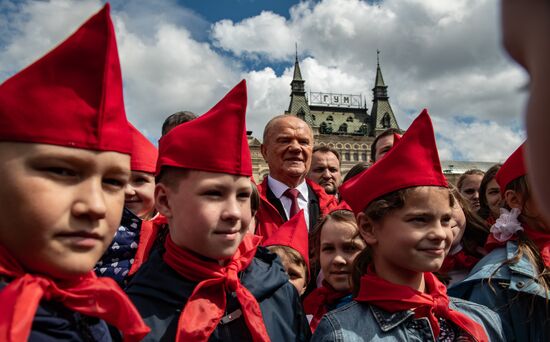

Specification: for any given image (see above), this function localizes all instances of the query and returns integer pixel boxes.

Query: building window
[347,116,354,122]
[344,152,350,161]
[338,123,348,133]
[327,115,333,121]
[382,113,391,128]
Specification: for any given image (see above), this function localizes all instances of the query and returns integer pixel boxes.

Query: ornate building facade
[249,53,401,183]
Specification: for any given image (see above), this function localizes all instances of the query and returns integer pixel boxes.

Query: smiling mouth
[419,248,446,256]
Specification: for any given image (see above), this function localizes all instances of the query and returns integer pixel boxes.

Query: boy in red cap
[126,80,310,341]
[96,124,159,287]
[312,110,505,341]
[0,4,149,341]
[263,210,310,296]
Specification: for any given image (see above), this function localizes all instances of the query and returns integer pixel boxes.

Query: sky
[0,0,528,162]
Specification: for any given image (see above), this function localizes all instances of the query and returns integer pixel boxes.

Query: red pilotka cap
[156,80,252,176]
[495,142,526,194]
[129,124,158,173]
[0,4,131,154]
[340,109,448,214]
[261,209,310,271]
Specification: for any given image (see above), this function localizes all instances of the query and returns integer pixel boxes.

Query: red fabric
[484,233,513,253]
[156,80,252,177]
[522,226,550,268]
[0,244,149,342]
[495,142,526,195]
[303,281,349,332]
[0,4,131,154]
[255,178,338,239]
[128,215,166,276]
[439,250,479,274]
[261,209,309,270]
[163,234,270,342]
[340,109,448,215]
[355,270,488,341]
[129,123,158,173]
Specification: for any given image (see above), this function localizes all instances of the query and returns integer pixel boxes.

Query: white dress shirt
[267,175,310,230]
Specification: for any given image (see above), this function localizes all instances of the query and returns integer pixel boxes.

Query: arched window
[382,113,391,128]
[346,116,354,122]
[327,115,334,121]
[319,121,327,134]
[338,123,348,133]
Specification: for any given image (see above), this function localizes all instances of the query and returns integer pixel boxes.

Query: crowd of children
[1,3,549,342]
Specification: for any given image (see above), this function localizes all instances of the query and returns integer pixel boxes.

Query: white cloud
[0,0,527,162]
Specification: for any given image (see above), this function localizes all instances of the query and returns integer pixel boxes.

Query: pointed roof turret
[374,50,386,88]
[371,50,399,135]
[293,43,303,81]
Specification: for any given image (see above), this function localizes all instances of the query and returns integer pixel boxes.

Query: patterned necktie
[283,188,300,219]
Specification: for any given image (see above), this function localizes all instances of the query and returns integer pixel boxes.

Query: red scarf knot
[0,244,150,342]
[163,234,271,342]
[303,280,349,331]
[354,269,488,342]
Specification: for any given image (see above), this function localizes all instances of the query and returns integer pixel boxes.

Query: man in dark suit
[255,115,338,239]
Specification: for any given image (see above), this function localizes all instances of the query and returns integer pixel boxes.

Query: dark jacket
[0,281,112,342]
[95,208,142,287]
[255,178,338,239]
[125,245,311,341]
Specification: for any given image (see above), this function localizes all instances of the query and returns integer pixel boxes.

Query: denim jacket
[449,240,550,341]
[311,296,505,341]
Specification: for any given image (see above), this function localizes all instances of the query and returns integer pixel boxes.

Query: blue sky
[0,0,527,161]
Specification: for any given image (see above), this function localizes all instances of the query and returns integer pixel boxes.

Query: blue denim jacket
[311,296,505,341]
[449,240,550,341]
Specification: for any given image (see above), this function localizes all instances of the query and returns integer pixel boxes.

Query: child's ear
[504,189,523,210]
[154,183,172,218]
[356,212,377,245]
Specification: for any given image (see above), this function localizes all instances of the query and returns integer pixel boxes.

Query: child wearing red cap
[312,110,505,341]
[449,143,550,340]
[96,124,159,287]
[263,210,310,296]
[0,4,149,341]
[304,207,366,332]
[125,80,310,341]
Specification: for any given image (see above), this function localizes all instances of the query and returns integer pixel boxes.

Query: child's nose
[73,179,107,220]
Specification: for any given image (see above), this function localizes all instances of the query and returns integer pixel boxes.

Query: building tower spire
[371,50,399,135]
[286,44,312,125]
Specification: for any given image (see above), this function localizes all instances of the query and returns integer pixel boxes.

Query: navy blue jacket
[125,245,311,341]
[0,281,112,342]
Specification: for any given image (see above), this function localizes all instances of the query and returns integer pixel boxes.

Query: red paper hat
[0,4,131,154]
[340,109,447,214]
[262,210,309,271]
[156,80,252,176]
[130,124,158,173]
[495,142,526,193]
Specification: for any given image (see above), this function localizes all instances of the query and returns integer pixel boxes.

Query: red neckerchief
[163,234,270,342]
[128,214,166,276]
[303,280,349,331]
[0,244,150,342]
[484,233,515,253]
[486,215,496,226]
[355,269,488,341]
[522,225,550,267]
[439,249,479,274]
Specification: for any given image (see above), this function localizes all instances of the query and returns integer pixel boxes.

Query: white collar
[267,175,308,201]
